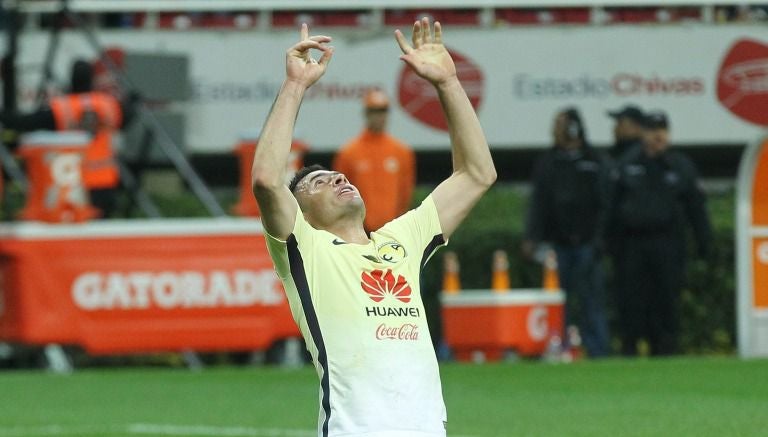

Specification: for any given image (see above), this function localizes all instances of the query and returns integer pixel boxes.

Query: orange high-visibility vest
[50,92,122,189]
[333,130,415,232]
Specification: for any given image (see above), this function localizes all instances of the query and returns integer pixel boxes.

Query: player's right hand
[395,17,456,87]
[285,23,333,89]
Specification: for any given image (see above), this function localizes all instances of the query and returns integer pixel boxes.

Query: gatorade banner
[0,219,298,354]
[3,25,768,152]
[737,138,768,358]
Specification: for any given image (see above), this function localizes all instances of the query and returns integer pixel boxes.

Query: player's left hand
[285,23,333,89]
[394,17,456,86]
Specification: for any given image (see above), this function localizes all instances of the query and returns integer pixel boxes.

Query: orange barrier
[0,219,299,354]
[232,136,308,217]
[17,132,99,223]
[750,139,768,309]
[442,289,565,360]
[737,138,768,357]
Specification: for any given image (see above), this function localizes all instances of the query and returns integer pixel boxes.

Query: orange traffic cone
[442,251,461,294]
[542,249,560,291]
[491,250,511,293]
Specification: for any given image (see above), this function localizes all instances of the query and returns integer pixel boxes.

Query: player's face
[295,170,365,220]
[296,170,358,197]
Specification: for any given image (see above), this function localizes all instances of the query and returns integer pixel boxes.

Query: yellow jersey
[265,195,447,437]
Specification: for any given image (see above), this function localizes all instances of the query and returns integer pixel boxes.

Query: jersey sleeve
[264,207,318,279]
[378,194,446,268]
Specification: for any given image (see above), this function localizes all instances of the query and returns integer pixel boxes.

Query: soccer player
[252,18,496,436]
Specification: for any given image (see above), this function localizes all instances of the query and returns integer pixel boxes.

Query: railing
[8,0,768,13]
[7,0,767,29]
[7,1,767,30]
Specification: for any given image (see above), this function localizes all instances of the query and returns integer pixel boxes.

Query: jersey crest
[377,241,407,264]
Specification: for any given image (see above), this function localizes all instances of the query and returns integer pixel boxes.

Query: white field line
[0,425,107,436]
[0,423,479,437]
[127,423,315,436]
[0,424,314,437]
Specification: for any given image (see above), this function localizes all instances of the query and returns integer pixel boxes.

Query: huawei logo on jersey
[361,269,411,303]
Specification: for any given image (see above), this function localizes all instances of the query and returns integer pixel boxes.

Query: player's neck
[327,220,369,245]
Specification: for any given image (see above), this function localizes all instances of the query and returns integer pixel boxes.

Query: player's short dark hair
[289,164,327,193]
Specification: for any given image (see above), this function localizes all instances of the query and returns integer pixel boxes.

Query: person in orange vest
[0,59,137,217]
[333,88,416,233]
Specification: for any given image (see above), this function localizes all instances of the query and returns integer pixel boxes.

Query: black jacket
[525,146,607,246]
[609,138,643,161]
[607,146,712,257]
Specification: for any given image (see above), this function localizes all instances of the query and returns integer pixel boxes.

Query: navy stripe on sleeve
[420,234,446,271]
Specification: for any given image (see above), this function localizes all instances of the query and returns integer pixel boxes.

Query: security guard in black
[608,111,712,356]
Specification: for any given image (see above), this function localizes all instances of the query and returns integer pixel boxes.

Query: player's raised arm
[395,18,496,240]
[252,24,333,239]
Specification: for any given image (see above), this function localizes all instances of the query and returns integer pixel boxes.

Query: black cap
[607,105,645,124]
[642,111,669,130]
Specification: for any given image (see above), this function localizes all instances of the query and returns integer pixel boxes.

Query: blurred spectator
[607,104,645,160]
[716,4,768,22]
[333,88,415,233]
[0,59,138,218]
[606,111,712,356]
[604,105,645,260]
[523,107,610,358]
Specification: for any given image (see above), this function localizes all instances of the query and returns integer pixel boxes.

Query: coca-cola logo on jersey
[376,323,420,341]
[397,48,483,131]
[717,38,768,126]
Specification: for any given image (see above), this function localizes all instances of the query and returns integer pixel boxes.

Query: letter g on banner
[527,305,549,342]
[72,272,103,310]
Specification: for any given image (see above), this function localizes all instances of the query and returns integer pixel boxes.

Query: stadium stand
[12,1,768,30]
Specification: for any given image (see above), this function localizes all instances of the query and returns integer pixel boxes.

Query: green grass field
[2,357,767,437]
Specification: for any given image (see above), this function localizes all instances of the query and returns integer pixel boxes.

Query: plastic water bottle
[542,331,563,363]
[566,325,584,361]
